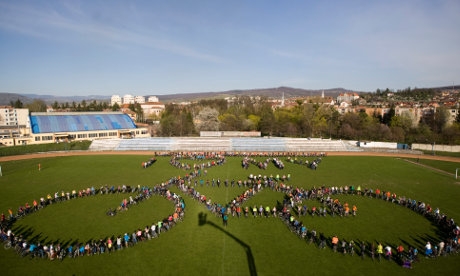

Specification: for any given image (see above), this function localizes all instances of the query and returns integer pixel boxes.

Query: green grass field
[0,154,459,276]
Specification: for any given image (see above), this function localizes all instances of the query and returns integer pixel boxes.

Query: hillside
[1,87,358,105]
[158,87,356,102]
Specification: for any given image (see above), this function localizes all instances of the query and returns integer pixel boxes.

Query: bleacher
[89,137,360,152]
[284,138,348,152]
[231,137,287,152]
[171,137,232,151]
[89,139,122,151]
[116,138,173,151]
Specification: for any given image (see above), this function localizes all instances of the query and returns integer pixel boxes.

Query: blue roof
[30,113,137,134]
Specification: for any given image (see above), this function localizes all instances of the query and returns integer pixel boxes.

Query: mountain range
[0,87,358,106]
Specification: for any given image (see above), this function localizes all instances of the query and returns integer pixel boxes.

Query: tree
[258,105,276,136]
[131,103,144,122]
[197,99,228,113]
[195,107,220,131]
[160,104,195,136]
[422,107,449,134]
[382,105,395,125]
[299,104,315,137]
[111,102,120,111]
[26,99,47,112]
[441,124,460,145]
[390,111,413,133]
[219,113,242,131]
[10,99,24,108]
[247,114,260,131]
[52,101,60,110]
[160,114,175,136]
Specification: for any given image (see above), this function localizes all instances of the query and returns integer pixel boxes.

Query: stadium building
[0,111,149,146]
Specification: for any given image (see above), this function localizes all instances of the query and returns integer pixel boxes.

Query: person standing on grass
[377,243,383,261]
[332,235,339,252]
[38,163,41,171]
[425,241,432,257]
[385,245,392,260]
[223,213,228,227]
[397,244,405,260]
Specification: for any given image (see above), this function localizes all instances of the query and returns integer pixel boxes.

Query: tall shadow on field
[198,212,257,276]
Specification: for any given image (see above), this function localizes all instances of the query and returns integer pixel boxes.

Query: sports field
[0,152,459,276]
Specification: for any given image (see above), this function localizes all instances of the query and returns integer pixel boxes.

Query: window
[35,136,41,141]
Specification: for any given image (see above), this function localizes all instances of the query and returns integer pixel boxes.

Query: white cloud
[0,1,225,63]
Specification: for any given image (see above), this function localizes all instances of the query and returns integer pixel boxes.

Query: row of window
[33,131,125,141]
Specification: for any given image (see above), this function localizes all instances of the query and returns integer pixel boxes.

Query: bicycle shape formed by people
[1,152,459,268]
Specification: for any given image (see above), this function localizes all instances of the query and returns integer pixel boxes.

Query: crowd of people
[172,162,459,269]
[1,178,186,261]
[169,152,226,171]
[2,151,459,269]
[241,156,270,170]
[286,156,322,170]
[141,157,157,168]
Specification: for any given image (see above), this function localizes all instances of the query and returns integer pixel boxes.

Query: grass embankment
[0,141,91,156]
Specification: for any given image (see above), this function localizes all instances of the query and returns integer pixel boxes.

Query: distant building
[134,96,146,103]
[140,102,165,117]
[0,106,29,127]
[148,96,159,102]
[0,108,149,147]
[111,94,165,122]
[0,106,30,143]
[111,95,122,106]
[336,92,360,104]
[123,94,135,104]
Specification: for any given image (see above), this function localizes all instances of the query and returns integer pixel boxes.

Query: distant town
[1,86,459,147]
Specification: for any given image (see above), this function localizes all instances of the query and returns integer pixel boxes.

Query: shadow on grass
[198,212,257,276]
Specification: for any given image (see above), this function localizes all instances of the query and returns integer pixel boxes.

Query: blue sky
[0,0,459,96]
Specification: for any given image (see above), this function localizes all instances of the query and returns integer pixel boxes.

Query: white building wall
[135,96,146,103]
[111,95,122,106]
[148,96,159,102]
[0,107,29,126]
[123,94,135,104]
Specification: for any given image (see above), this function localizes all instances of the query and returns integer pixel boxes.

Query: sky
[0,0,459,97]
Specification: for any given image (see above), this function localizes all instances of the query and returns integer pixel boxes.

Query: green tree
[441,124,460,145]
[111,102,120,111]
[10,99,24,108]
[51,101,60,110]
[382,105,395,125]
[258,104,275,136]
[26,99,47,112]
[219,113,242,131]
[390,111,413,133]
[160,104,195,136]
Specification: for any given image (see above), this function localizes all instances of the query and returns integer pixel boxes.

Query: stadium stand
[89,137,353,152]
